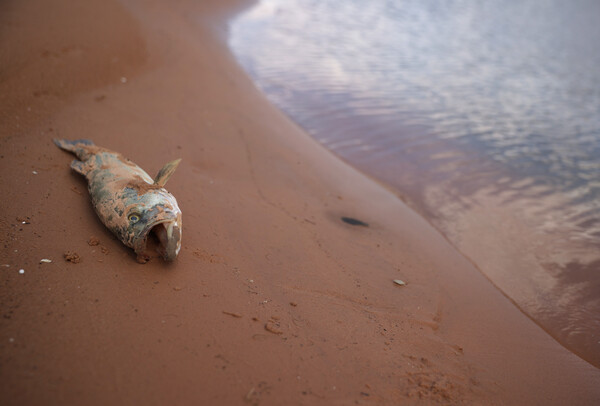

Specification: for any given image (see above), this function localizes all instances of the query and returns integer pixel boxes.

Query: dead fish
[54,139,182,263]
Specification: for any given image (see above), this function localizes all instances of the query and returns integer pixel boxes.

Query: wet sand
[0,0,599,405]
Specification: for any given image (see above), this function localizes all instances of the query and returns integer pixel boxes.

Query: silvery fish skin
[54,139,182,263]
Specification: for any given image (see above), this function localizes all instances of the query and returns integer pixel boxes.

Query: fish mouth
[136,219,182,262]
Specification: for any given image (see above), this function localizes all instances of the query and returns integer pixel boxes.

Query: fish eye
[128,213,141,223]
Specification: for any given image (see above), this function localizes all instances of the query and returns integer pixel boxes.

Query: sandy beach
[1,0,599,404]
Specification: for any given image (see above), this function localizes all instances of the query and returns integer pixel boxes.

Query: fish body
[54,139,182,263]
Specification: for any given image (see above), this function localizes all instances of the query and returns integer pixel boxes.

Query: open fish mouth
[135,219,182,262]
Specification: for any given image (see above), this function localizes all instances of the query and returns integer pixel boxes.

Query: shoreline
[1,0,599,405]
[227,1,600,368]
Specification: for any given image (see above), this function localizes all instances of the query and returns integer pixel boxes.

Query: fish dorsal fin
[154,158,181,187]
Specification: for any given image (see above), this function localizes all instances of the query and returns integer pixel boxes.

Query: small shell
[40,259,52,264]
[393,279,406,286]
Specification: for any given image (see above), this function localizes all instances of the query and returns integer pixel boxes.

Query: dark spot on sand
[341,217,369,227]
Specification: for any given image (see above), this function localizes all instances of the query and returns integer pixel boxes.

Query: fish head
[121,188,182,262]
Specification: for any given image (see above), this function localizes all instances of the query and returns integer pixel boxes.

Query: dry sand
[1,0,599,404]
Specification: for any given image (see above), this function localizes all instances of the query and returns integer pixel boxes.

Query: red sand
[1,0,599,404]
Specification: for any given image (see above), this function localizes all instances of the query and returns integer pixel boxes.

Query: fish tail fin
[54,139,95,160]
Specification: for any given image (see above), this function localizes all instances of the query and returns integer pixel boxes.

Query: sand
[1,0,599,404]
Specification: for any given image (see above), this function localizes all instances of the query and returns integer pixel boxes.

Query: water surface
[229,0,600,366]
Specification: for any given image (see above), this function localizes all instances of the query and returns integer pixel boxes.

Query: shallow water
[229,0,600,365]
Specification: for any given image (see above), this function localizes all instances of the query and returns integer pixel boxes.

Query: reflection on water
[229,0,600,365]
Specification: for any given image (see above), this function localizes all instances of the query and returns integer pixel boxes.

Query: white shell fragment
[393,279,406,286]
[40,259,52,264]
[19,269,25,274]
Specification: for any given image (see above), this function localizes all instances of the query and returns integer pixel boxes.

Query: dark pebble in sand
[341,217,369,227]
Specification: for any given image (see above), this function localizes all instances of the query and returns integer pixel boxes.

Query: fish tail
[54,139,95,160]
